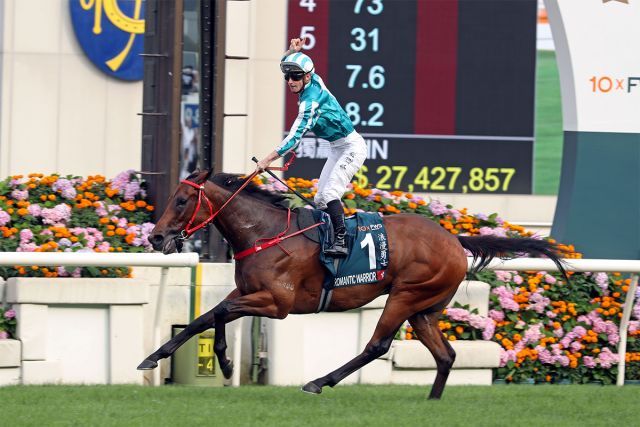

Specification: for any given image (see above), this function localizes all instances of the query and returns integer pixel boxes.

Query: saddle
[295,207,330,244]
[295,208,389,312]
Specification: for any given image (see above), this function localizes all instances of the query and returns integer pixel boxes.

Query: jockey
[256,37,367,258]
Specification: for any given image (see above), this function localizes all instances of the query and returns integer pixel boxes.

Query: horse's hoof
[301,381,322,394]
[137,359,158,370]
[221,360,234,379]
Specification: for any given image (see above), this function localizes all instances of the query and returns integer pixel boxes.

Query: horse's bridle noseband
[179,180,216,239]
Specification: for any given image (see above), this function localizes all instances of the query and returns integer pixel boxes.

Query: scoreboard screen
[284,0,537,194]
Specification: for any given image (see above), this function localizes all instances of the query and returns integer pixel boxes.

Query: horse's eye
[176,197,187,207]
[224,178,234,186]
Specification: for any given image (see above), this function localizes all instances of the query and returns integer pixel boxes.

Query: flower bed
[0,171,155,278]
[0,307,16,339]
[0,171,154,279]
[0,171,155,339]
[257,175,640,384]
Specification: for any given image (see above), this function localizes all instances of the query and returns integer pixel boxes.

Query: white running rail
[0,252,199,386]
[1,253,637,386]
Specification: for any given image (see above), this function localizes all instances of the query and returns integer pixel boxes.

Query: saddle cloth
[296,208,389,289]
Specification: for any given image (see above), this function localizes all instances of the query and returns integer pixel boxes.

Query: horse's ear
[193,169,213,185]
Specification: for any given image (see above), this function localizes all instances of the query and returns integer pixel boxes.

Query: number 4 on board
[300,0,316,13]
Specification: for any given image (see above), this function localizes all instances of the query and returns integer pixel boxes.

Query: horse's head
[148,169,214,254]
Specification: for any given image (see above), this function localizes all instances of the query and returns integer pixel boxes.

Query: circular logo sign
[69,0,146,81]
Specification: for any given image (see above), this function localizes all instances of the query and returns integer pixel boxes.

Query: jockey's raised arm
[255,36,367,258]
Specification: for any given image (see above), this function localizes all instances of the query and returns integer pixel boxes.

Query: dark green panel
[552,131,640,259]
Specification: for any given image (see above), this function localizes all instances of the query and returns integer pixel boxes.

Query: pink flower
[468,314,486,330]
[0,209,10,227]
[597,348,618,369]
[479,227,507,237]
[528,292,550,314]
[41,204,72,225]
[594,272,609,292]
[27,204,42,217]
[492,286,520,311]
[583,356,596,368]
[0,330,9,339]
[17,242,37,252]
[523,323,544,344]
[19,228,33,242]
[94,201,108,217]
[499,349,517,367]
[482,319,496,340]
[96,242,111,252]
[428,199,448,216]
[544,274,556,285]
[494,271,513,283]
[488,310,504,322]
[52,178,77,200]
[3,309,15,319]
[513,275,523,285]
[445,308,470,322]
[11,189,28,200]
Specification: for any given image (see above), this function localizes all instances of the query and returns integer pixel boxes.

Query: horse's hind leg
[408,311,456,400]
[301,297,411,394]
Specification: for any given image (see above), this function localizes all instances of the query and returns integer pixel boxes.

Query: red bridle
[178,171,259,239]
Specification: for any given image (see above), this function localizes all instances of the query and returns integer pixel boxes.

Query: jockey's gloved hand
[255,150,281,173]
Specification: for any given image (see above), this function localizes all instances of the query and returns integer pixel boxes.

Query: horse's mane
[204,172,290,209]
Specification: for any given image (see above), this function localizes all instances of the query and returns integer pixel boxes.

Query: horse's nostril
[148,234,163,247]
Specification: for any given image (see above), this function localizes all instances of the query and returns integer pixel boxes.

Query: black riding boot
[324,199,348,258]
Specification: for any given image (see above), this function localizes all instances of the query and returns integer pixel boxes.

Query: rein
[234,210,323,260]
[179,171,259,239]
[178,155,322,259]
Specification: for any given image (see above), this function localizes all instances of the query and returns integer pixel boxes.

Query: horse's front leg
[138,289,287,372]
[137,289,240,370]
[213,289,292,378]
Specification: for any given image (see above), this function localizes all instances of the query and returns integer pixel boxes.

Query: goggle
[284,72,306,81]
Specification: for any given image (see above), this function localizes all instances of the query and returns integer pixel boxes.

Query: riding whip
[252,156,317,209]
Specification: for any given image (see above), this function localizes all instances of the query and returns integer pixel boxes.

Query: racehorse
[138,169,567,399]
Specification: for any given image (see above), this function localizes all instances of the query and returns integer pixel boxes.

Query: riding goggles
[284,72,306,81]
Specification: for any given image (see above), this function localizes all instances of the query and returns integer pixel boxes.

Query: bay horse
[138,170,567,399]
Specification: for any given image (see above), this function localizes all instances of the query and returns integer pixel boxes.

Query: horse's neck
[207,185,289,252]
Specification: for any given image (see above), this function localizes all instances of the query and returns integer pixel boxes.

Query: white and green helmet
[280,52,314,74]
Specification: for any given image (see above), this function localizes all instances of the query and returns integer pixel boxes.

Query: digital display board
[285,0,537,194]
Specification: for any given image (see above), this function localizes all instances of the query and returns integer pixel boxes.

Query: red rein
[180,171,259,238]
[179,168,323,260]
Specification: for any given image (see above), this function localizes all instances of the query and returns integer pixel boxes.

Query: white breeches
[314,130,367,209]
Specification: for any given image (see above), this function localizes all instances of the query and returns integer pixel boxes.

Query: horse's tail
[457,235,569,281]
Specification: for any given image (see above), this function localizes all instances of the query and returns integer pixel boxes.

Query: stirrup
[324,235,348,258]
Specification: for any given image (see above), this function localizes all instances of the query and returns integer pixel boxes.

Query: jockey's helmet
[280,52,314,74]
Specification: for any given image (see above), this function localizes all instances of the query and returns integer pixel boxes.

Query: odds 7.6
[353,165,516,193]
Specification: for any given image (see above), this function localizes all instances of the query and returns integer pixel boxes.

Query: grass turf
[534,50,563,195]
[2,384,639,426]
